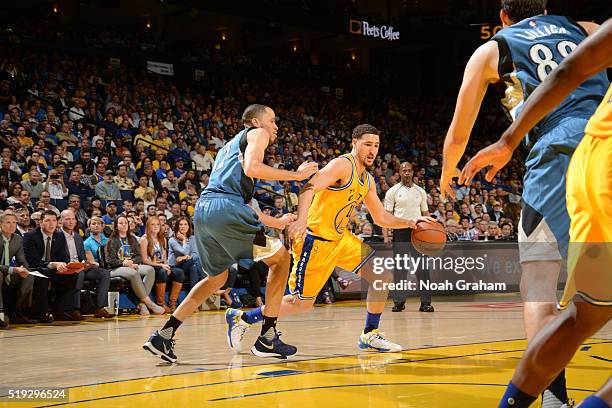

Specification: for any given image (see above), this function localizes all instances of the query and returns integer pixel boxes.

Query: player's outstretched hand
[288,218,307,241]
[439,167,461,201]
[277,213,297,229]
[294,161,319,180]
[460,140,513,186]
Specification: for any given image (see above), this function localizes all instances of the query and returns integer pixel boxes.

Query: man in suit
[59,209,112,318]
[0,211,37,329]
[23,210,81,322]
[15,206,32,237]
[489,200,505,223]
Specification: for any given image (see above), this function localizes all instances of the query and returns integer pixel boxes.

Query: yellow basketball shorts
[559,134,612,309]
[288,231,372,300]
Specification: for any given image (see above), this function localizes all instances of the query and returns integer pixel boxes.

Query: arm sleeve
[14,236,29,268]
[169,238,187,257]
[420,188,429,212]
[383,186,395,212]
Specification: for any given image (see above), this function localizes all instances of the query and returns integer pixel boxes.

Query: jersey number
[529,40,577,81]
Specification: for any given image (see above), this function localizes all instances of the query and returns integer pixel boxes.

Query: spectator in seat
[95,170,121,200]
[273,196,288,215]
[24,210,82,322]
[102,202,118,228]
[498,222,517,241]
[114,164,135,191]
[21,169,44,199]
[6,182,23,205]
[43,169,68,199]
[140,216,184,313]
[37,191,60,216]
[134,176,154,200]
[0,157,20,183]
[192,144,214,172]
[67,194,89,232]
[489,200,505,222]
[118,154,137,182]
[60,210,112,318]
[446,219,460,241]
[161,170,179,193]
[168,216,203,289]
[15,207,31,236]
[103,215,163,316]
[67,170,91,198]
[0,211,36,327]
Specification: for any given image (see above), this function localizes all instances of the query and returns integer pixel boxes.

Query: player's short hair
[501,0,546,23]
[352,124,381,140]
[242,104,271,127]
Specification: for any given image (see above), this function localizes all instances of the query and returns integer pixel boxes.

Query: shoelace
[271,331,284,344]
[371,332,390,344]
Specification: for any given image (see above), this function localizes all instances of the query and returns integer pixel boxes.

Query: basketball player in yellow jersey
[226,124,435,355]
[461,18,612,408]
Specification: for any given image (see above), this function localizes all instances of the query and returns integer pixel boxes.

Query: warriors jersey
[307,153,371,241]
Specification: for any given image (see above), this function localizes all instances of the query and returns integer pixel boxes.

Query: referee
[383,162,434,313]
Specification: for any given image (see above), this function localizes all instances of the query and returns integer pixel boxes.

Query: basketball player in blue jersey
[143,104,318,361]
[461,17,612,408]
[440,1,609,406]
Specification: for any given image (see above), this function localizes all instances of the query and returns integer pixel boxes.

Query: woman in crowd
[6,182,23,205]
[168,216,204,288]
[103,215,163,315]
[140,216,185,312]
[86,197,102,217]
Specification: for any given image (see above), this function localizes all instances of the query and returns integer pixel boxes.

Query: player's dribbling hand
[288,218,307,241]
[295,161,319,180]
[277,213,297,229]
[406,216,437,229]
[439,167,461,201]
[460,140,513,186]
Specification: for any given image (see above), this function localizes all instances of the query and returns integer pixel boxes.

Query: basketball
[411,221,447,255]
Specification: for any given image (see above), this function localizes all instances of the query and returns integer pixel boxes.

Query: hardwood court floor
[1,296,610,407]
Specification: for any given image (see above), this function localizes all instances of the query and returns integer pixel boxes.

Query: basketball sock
[364,312,381,334]
[261,316,278,340]
[160,315,182,339]
[579,395,610,408]
[542,369,568,404]
[242,307,263,324]
[498,382,537,408]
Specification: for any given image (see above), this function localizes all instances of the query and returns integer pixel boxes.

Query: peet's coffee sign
[349,20,400,41]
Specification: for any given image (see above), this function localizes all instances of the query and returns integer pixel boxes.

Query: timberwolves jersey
[308,154,371,241]
[492,15,609,145]
[202,127,255,203]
